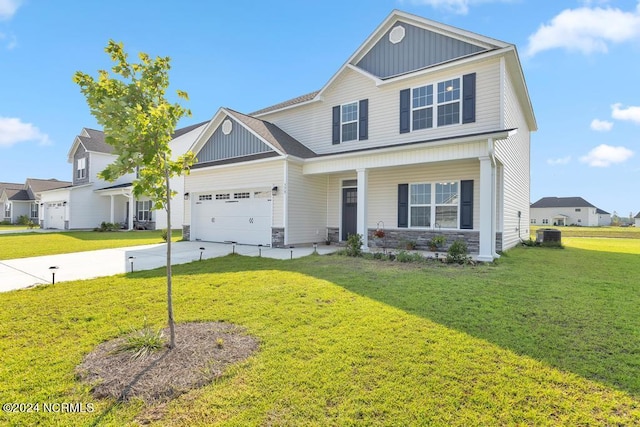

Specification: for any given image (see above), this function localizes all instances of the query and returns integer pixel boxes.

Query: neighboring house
[1,179,71,224]
[635,212,640,227]
[530,197,610,227]
[38,123,207,230]
[182,10,536,261]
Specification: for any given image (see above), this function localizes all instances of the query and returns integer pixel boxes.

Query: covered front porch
[94,183,136,230]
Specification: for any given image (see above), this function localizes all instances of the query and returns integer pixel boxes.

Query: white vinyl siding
[326,161,479,231]
[259,57,501,156]
[286,162,327,245]
[495,61,531,249]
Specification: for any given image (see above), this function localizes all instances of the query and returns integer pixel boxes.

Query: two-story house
[182,10,537,261]
[38,123,207,230]
[530,197,610,227]
[1,179,71,225]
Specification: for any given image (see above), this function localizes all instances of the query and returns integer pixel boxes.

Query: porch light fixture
[184,192,190,200]
[271,186,278,196]
[63,201,67,206]
[49,266,59,284]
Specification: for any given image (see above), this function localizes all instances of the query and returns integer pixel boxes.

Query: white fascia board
[345,64,384,85]
[303,130,511,174]
[66,137,85,163]
[376,47,509,87]
[224,109,286,157]
[252,96,323,118]
[187,108,227,155]
[190,155,284,174]
[504,48,538,131]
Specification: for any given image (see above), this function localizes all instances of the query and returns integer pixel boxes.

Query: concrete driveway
[0,241,337,293]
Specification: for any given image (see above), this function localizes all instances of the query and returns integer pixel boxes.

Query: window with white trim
[531,219,537,224]
[215,194,229,200]
[412,77,461,130]
[340,102,358,142]
[30,203,39,219]
[77,157,86,179]
[542,219,549,225]
[199,194,212,201]
[409,182,459,229]
[4,202,10,218]
[137,200,152,221]
[234,192,250,199]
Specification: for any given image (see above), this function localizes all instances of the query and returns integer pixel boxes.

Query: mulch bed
[76,322,258,404]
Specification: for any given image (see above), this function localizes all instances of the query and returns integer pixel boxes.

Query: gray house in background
[530,197,610,227]
[1,179,71,224]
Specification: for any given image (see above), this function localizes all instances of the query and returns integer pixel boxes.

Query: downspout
[488,138,499,258]
[283,160,288,247]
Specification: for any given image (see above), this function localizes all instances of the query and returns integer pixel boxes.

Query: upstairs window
[400,73,475,134]
[341,102,359,142]
[332,100,368,144]
[76,157,86,179]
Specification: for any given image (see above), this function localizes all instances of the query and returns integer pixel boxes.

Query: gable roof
[225,109,316,159]
[530,197,596,209]
[251,10,536,132]
[2,179,71,201]
[595,208,610,215]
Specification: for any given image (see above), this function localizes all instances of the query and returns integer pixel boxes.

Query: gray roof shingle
[225,109,316,159]
[250,91,320,116]
[530,197,596,209]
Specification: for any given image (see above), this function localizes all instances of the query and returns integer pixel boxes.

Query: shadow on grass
[130,247,640,398]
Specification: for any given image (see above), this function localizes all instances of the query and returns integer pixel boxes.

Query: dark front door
[342,187,357,241]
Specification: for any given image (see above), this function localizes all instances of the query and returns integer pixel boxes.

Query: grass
[0,224,31,231]
[1,240,640,425]
[531,225,640,239]
[0,230,181,260]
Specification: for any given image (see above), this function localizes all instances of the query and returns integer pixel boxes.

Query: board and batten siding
[259,57,502,156]
[184,159,285,228]
[495,62,531,250]
[285,162,327,245]
[326,160,480,232]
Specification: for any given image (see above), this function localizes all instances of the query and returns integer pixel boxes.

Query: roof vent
[222,119,233,135]
[389,25,405,44]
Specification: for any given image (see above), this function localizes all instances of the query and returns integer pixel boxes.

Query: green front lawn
[0,230,181,260]
[1,243,639,425]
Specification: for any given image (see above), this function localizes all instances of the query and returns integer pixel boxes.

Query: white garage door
[192,190,272,246]
[47,202,65,229]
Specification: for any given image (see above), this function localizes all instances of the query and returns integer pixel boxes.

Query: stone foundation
[182,225,191,241]
[368,229,480,253]
[327,227,339,244]
[271,227,285,247]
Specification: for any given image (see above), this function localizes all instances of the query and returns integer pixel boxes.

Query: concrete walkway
[0,241,337,293]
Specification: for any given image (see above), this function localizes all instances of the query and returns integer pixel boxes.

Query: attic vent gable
[389,25,405,44]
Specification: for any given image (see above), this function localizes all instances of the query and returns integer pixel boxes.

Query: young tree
[74,40,195,348]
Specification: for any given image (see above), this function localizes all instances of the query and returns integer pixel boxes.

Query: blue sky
[1,0,639,217]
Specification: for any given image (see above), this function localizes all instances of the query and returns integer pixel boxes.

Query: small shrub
[17,215,31,225]
[345,233,363,257]
[96,221,118,232]
[216,338,224,349]
[115,323,166,360]
[400,240,417,250]
[396,250,424,263]
[0,220,11,225]
[161,229,168,242]
[446,239,470,264]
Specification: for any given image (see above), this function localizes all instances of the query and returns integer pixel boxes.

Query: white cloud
[525,4,640,56]
[547,156,571,166]
[0,32,17,50]
[590,119,613,131]
[0,0,21,20]
[611,103,640,124]
[404,0,513,15]
[580,144,634,167]
[0,117,51,147]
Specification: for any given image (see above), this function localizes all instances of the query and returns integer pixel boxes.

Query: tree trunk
[165,156,176,349]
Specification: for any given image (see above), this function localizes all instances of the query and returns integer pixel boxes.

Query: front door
[342,187,357,241]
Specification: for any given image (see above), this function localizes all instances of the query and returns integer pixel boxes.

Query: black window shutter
[332,106,341,144]
[460,180,473,229]
[359,99,368,140]
[399,89,410,134]
[462,73,476,124]
[398,184,409,228]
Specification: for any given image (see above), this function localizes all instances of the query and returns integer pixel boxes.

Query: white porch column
[109,195,115,224]
[128,195,135,230]
[356,168,369,251]
[478,156,494,262]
